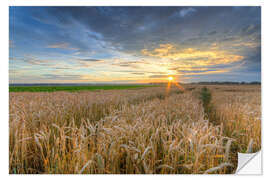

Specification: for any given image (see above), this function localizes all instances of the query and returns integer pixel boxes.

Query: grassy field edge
[9,85,157,92]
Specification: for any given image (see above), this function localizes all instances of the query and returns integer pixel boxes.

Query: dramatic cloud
[142,43,244,68]
[178,8,197,17]
[9,6,261,83]
[47,43,78,50]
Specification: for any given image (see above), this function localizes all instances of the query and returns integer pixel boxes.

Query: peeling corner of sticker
[235,150,262,175]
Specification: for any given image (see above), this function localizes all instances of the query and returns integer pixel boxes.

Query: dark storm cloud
[14,6,260,55]
[241,24,260,36]
[208,31,217,35]
[222,37,238,42]
[35,7,225,52]
[238,52,261,73]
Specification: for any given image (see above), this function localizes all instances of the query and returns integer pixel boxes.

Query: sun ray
[173,81,185,91]
[166,81,171,96]
[166,76,185,96]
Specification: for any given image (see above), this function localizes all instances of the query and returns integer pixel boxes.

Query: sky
[9,6,261,84]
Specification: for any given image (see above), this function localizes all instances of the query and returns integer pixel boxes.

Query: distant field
[9,85,155,92]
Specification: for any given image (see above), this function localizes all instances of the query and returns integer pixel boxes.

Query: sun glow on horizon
[168,76,174,81]
[166,76,185,95]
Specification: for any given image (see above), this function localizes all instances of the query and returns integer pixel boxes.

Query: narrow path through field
[199,87,238,173]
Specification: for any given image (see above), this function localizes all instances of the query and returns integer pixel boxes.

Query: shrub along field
[9,85,261,174]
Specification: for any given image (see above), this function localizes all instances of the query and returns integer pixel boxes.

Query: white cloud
[47,43,78,50]
[179,8,197,17]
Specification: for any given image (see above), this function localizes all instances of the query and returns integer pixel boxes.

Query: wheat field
[9,85,261,174]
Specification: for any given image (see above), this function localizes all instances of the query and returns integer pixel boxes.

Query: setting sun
[168,76,174,81]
